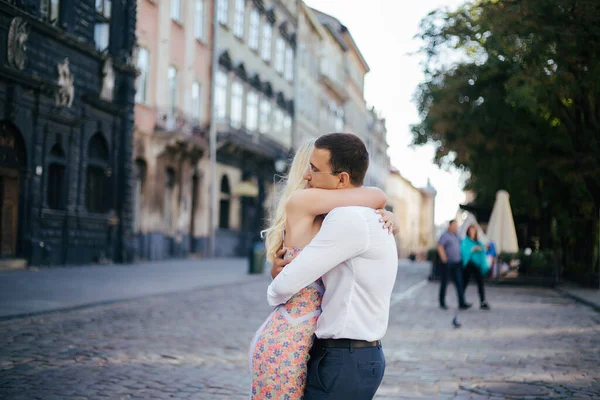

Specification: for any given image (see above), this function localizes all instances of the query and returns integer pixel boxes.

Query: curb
[555,287,600,313]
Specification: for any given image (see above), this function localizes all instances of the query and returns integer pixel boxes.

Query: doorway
[0,170,19,257]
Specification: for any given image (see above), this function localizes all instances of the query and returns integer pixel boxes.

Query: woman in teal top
[460,225,490,310]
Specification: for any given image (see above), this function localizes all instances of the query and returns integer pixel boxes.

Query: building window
[191,82,201,120]
[259,99,271,133]
[261,23,272,62]
[47,144,66,210]
[274,37,285,74]
[245,90,258,132]
[230,80,244,129]
[86,133,110,213]
[94,0,111,51]
[194,0,205,40]
[168,66,177,129]
[215,70,228,120]
[135,47,150,104]
[283,114,292,145]
[171,0,181,22]
[248,8,260,50]
[335,108,344,131]
[273,108,283,135]
[285,45,294,81]
[217,0,228,25]
[233,0,245,39]
[40,0,60,24]
[219,175,231,229]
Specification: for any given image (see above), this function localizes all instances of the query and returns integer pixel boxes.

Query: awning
[232,181,259,197]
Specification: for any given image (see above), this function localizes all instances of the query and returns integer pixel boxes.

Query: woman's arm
[286,187,387,217]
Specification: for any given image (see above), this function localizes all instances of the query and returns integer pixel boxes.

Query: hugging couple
[249,133,399,399]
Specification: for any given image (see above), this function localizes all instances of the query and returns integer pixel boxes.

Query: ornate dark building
[0,0,137,267]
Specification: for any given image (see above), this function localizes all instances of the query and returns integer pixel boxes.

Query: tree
[412,0,600,284]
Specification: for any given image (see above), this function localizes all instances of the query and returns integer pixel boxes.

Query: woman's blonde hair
[263,139,316,262]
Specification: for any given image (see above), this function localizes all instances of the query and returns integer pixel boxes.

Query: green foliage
[413,0,600,283]
[498,250,556,277]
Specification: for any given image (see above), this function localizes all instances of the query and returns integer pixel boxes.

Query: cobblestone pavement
[1,262,599,400]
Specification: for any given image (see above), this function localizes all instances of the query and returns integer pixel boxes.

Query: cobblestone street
[1,261,599,399]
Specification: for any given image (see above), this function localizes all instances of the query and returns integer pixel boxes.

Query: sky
[304,0,467,225]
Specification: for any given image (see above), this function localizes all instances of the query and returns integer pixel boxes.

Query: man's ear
[336,172,351,189]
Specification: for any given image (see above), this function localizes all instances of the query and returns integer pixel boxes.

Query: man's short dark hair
[315,133,369,186]
[449,220,456,227]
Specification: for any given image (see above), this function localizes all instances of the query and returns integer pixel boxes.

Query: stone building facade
[365,106,390,189]
[132,0,213,260]
[386,169,437,258]
[298,6,389,190]
[212,0,298,257]
[0,0,137,267]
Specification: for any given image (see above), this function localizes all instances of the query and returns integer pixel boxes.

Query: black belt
[315,338,381,349]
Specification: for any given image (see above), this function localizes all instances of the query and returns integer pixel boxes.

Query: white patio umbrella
[457,210,489,246]
[486,190,519,254]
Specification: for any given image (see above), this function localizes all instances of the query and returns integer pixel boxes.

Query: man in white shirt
[268,133,399,400]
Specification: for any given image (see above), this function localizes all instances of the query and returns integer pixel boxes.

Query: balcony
[319,70,349,101]
[154,107,209,151]
[215,119,291,160]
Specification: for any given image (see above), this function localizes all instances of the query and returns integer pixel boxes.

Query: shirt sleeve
[267,208,369,306]
[438,233,448,246]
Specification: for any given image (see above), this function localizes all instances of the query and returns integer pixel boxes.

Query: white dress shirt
[267,206,398,341]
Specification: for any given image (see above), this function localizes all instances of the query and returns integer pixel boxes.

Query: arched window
[133,159,147,233]
[219,175,230,229]
[86,133,110,213]
[47,144,66,210]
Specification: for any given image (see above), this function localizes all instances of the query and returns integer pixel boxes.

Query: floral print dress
[249,248,325,399]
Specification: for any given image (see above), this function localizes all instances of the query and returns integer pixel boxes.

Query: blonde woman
[249,138,396,399]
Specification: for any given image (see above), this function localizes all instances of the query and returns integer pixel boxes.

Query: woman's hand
[376,209,399,235]
[271,248,293,279]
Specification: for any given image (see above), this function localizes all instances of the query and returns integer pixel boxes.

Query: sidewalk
[556,283,600,312]
[0,257,268,320]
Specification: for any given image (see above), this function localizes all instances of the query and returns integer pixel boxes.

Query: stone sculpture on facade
[56,58,75,108]
[7,17,29,70]
[100,57,115,102]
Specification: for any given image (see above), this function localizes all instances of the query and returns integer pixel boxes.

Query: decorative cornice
[252,0,265,13]
[276,92,286,108]
[265,8,276,25]
[262,82,273,98]
[218,51,233,70]
[249,73,262,91]
[235,62,248,81]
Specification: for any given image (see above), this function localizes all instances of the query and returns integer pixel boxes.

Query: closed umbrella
[487,190,519,254]
[457,210,489,246]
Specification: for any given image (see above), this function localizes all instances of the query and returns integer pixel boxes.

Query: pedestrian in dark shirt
[437,220,471,310]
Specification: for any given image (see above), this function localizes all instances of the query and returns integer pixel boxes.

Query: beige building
[133,0,214,260]
[211,0,298,256]
[366,107,390,189]
[296,3,327,145]
[298,7,389,190]
[386,169,437,258]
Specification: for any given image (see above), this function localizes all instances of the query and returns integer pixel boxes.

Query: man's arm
[437,234,448,263]
[267,209,368,306]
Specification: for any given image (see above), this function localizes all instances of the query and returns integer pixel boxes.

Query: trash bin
[249,241,266,274]
[427,249,440,281]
